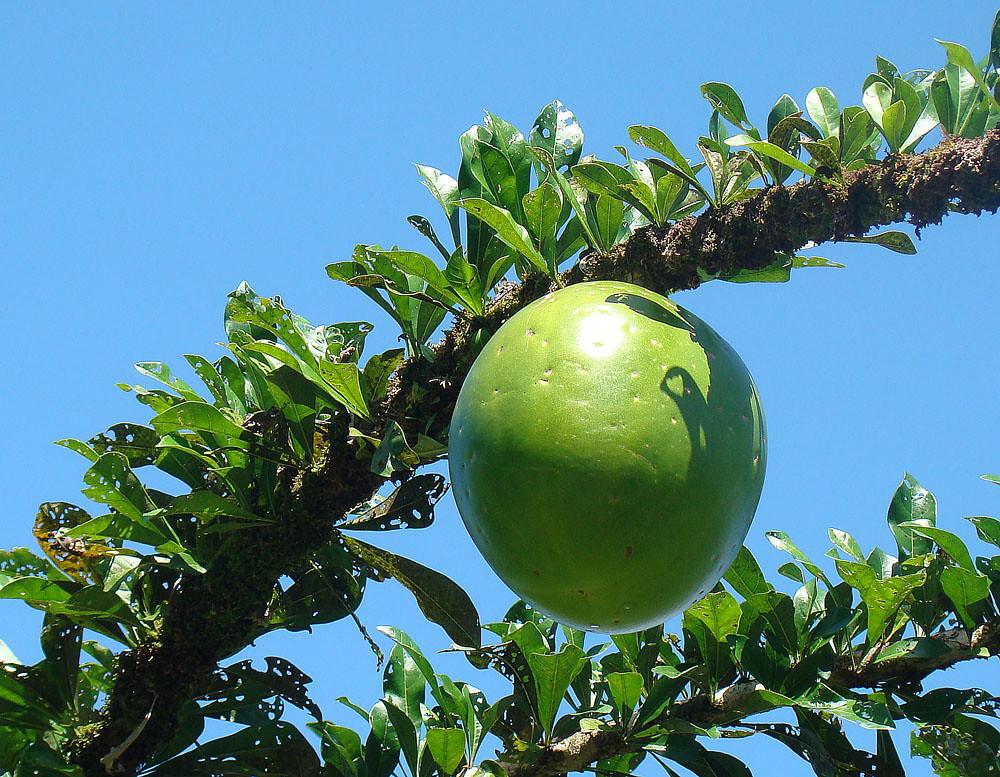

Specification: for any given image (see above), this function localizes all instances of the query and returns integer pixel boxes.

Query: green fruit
[448,281,766,632]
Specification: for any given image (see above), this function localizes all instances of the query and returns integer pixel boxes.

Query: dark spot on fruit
[525,329,535,336]
[533,570,540,576]
[577,589,585,596]
[625,545,633,558]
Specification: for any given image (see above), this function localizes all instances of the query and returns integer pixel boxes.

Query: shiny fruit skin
[448,280,766,632]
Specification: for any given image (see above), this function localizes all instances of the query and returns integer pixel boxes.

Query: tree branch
[506,623,1000,777]
[69,129,1000,775]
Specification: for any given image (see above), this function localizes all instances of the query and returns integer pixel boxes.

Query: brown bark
[69,130,1000,775]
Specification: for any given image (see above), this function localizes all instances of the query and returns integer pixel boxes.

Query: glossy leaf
[458,198,548,275]
[701,82,750,127]
[835,560,925,642]
[938,39,1000,112]
[606,671,644,717]
[940,566,991,628]
[886,472,937,557]
[523,642,587,737]
[806,87,841,138]
[528,101,584,172]
[903,525,975,570]
[968,515,1000,548]
[426,727,466,773]
[725,135,816,177]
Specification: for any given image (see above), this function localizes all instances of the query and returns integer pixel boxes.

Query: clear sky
[2,3,999,774]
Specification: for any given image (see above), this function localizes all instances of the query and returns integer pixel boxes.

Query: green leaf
[701,82,750,127]
[725,135,816,177]
[777,561,805,584]
[521,183,563,268]
[828,528,864,561]
[344,537,480,648]
[342,474,446,532]
[886,472,937,557]
[444,250,485,316]
[0,547,57,582]
[938,39,1000,112]
[382,701,419,775]
[766,531,830,584]
[311,723,362,777]
[134,361,203,402]
[796,685,894,730]
[457,197,548,275]
[318,360,371,418]
[157,491,267,524]
[151,722,321,776]
[802,140,842,175]
[606,671,644,716]
[415,165,461,245]
[767,94,800,138]
[968,515,1000,548]
[87,422,160,466]
[863,80,894,132]
[82,453,152,521]
[793,579,821,638]
[383,643,426,724]
[426,727,466,774]
[528,100,584,172]
[370,249,453,301]
[523,642,587,737]
[363,348,405,405]
[366,701,401,777]
[835,560,925,643]
[881,100,907,151]
[806,87,841,138]
[843,231,918,255]
[992,9,1000,69]
[933,64,984,137]
[376,626,438,690]
[686,591,741,642]
[902,525,975,570]
[151,401,246,440]
[65,512,171,548]
[628,125,713,204]
[723,546,773,598]
[268,540,365,632]
[940,566,991,628]
[840,106,880,165]
[684,591,740,687]
[912,716,1000,776]
[589,193,626,253]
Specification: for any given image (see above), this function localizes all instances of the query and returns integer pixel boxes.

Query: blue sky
[2,3,999,774]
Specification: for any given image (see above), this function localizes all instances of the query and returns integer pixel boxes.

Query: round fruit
[448,280,766,632]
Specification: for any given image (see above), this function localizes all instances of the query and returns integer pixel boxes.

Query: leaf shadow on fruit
[660,366,710,475]
[603,293,695,333]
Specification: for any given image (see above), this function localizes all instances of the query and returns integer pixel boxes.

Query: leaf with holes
[149,721,321,776]
[341,475,447,532]
[529,101,584,173]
